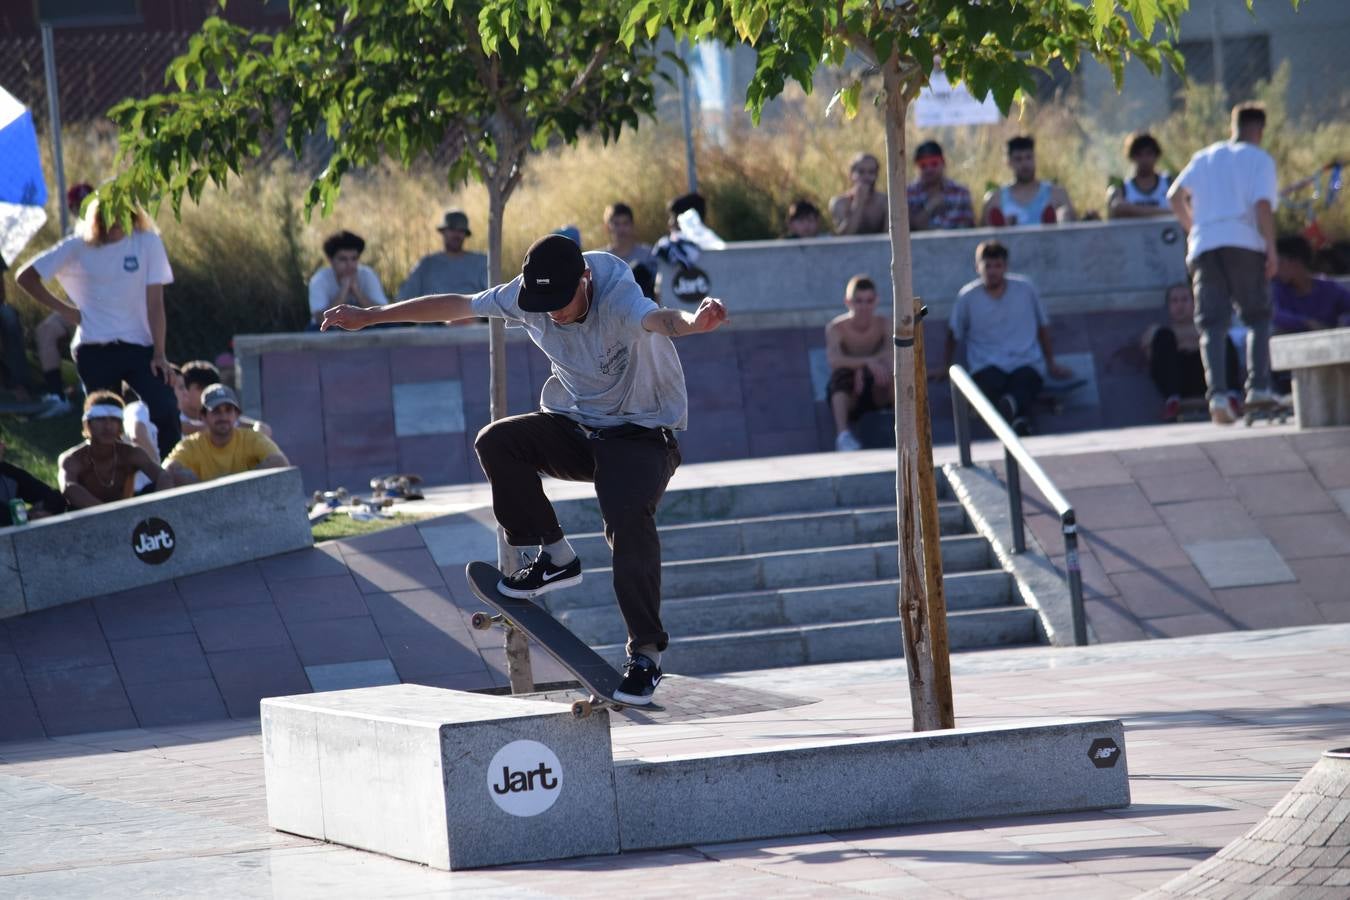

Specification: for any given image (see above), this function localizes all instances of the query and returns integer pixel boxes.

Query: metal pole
[41,23,69,235]
[1005,448,1025,554]
[1063,513,1087,646]
[952,387,972,468]
[677,42,698,194]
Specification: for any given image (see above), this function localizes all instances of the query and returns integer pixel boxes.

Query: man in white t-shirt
[1168,103,1279,424]
[933,241,1073,436]
[17,202,182,457]
[307,231,387,330]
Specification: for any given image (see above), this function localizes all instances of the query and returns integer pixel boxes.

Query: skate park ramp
[1141,747,1350,898]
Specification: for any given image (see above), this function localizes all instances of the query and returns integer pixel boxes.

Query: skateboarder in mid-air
[323,234,728,705]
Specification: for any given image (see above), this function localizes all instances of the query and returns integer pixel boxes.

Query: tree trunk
[485,176,533,694]
[881,56,952,732]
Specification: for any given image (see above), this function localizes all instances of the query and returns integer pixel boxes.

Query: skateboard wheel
[571,700,592,719]
[470,612,492,631]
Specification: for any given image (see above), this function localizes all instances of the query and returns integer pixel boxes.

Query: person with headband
[58,391,173,509]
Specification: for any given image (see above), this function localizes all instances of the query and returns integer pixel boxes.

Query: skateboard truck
[470,609,606,718]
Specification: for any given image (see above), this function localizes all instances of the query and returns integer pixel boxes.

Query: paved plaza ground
[3,623,1348,898]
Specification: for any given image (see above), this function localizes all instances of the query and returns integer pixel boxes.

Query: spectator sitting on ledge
[59,391,172,509]
[1107,133,1172,219]
[1272,234,1350,334]
[826,274,893,452]
[307,230,388,331]
[1,440,66,524]
[782,199,822,239]
[829,153,888,235]
[932,241,1073,437]
[1143,283,1241,422]
[176,360,270,437]
[981,135,1076,227]
[165,384,288,485]
[906,140,975,231]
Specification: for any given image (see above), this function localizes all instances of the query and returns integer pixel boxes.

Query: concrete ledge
[615,718,1128,851]
[1271,327,1350,428]
[262,684,619,870]
[0,468,311,618]
[944,462,1083,647]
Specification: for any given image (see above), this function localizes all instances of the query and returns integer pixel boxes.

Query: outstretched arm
[322,293,476,331]
[642,298,729,337]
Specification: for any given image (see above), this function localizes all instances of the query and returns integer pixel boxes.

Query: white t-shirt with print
[31,230,174,348]
[308,264,388,315]
[1168,140,1278,261]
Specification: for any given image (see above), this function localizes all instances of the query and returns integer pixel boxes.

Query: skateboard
[371,473,424,501]
[1243,399,1293,426]
[465,560,633,718]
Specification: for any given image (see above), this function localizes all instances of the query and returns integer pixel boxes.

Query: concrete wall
[235,220,1189,491]
[0,468,312,619]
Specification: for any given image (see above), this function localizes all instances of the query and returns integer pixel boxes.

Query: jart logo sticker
[487,739,563,817]
[131,517,175,564]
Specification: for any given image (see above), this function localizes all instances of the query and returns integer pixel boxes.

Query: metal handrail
[948,364,1086,646]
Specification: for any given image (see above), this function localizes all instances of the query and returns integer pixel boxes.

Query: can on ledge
[8,498,28,526]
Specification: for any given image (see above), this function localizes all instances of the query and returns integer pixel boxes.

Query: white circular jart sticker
[487,739,563,817]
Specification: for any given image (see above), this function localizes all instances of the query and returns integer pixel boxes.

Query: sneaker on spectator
[35,393,73,419]
[1209,395,1237,425]
[1011,416,1033,437]
[1161,395,1181,421]
[835,430,862,452]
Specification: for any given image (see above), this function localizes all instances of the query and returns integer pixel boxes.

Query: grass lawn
[311,511,418,542]
[1,407,81,485]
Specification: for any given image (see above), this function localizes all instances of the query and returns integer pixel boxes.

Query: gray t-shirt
[470,251,688,430]
[949,274,1049,376]
[397,251,489,299]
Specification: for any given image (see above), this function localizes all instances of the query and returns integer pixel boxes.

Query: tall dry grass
[4,64,1347,363]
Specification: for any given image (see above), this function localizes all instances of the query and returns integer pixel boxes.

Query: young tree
[102,0,663,692]
[490,0,1216,730]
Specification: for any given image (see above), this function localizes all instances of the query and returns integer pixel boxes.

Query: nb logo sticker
[123,256,140,272]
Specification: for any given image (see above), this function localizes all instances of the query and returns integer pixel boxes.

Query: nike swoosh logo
[541,569,572,582]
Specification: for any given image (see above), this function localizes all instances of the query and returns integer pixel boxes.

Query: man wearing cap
[322,234,729,706]
[906,141,975,232]
[397,210,489,302]
[59,390,172,508]
[165,384,289,485]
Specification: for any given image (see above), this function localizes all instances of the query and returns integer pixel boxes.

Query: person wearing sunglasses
[906,141,975,231]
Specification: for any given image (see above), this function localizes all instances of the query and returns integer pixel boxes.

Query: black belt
[574,421,674,444]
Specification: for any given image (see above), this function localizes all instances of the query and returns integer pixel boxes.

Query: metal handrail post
[953,387,972,467]
[1004,448,1026,553]
[1062,512,1087,646]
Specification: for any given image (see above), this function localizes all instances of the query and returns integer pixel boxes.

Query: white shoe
[35,394,73,419]
[835,430,862,451]
[1209,395,1236,425]
[1244,388,1277,409]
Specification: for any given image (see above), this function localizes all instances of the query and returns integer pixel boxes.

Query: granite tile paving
[2,626,1347,897]
[1182,538,1297,590]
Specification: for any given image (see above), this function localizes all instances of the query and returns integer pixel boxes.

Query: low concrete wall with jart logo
[0,468,312,619]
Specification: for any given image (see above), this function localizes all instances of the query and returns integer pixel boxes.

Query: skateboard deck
[1243,399,1293,426]
[465,561,629,717]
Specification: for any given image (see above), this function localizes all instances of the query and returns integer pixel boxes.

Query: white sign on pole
[915,71,1001,128]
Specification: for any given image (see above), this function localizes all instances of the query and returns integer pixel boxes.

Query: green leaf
[1091,0,1114,37]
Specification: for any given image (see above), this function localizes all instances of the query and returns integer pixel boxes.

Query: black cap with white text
[519,234,585,313]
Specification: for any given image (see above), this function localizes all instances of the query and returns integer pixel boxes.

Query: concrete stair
[536,470,1040,674]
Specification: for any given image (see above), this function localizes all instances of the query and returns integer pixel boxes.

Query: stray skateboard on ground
[371,473,424,501]
[465,560,642,718]
[1243,398,1293,426]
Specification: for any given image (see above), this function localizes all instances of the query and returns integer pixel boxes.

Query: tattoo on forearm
[662,315,679,336]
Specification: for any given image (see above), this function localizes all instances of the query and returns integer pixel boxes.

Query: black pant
[0,304,31,392]
[72,341,181,458]
[1149,328,1240,399]
[973,365,1042,420]
[475,412,682,653]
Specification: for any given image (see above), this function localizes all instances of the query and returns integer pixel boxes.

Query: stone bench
[0,467,311,618]
[1270,326,1350,427]
[263,683,1129,869]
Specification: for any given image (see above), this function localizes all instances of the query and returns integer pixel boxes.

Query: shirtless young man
[825,275,893,451]
[59,391,173,509]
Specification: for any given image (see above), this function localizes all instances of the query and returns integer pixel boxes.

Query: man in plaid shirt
[907,140,976,231]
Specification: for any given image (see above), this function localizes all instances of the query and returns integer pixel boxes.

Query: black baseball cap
[519,234,586,313]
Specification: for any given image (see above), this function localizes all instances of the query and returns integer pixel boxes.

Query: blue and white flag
[0,85,49,267]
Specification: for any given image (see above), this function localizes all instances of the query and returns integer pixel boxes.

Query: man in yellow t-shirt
[165,384,289,484]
